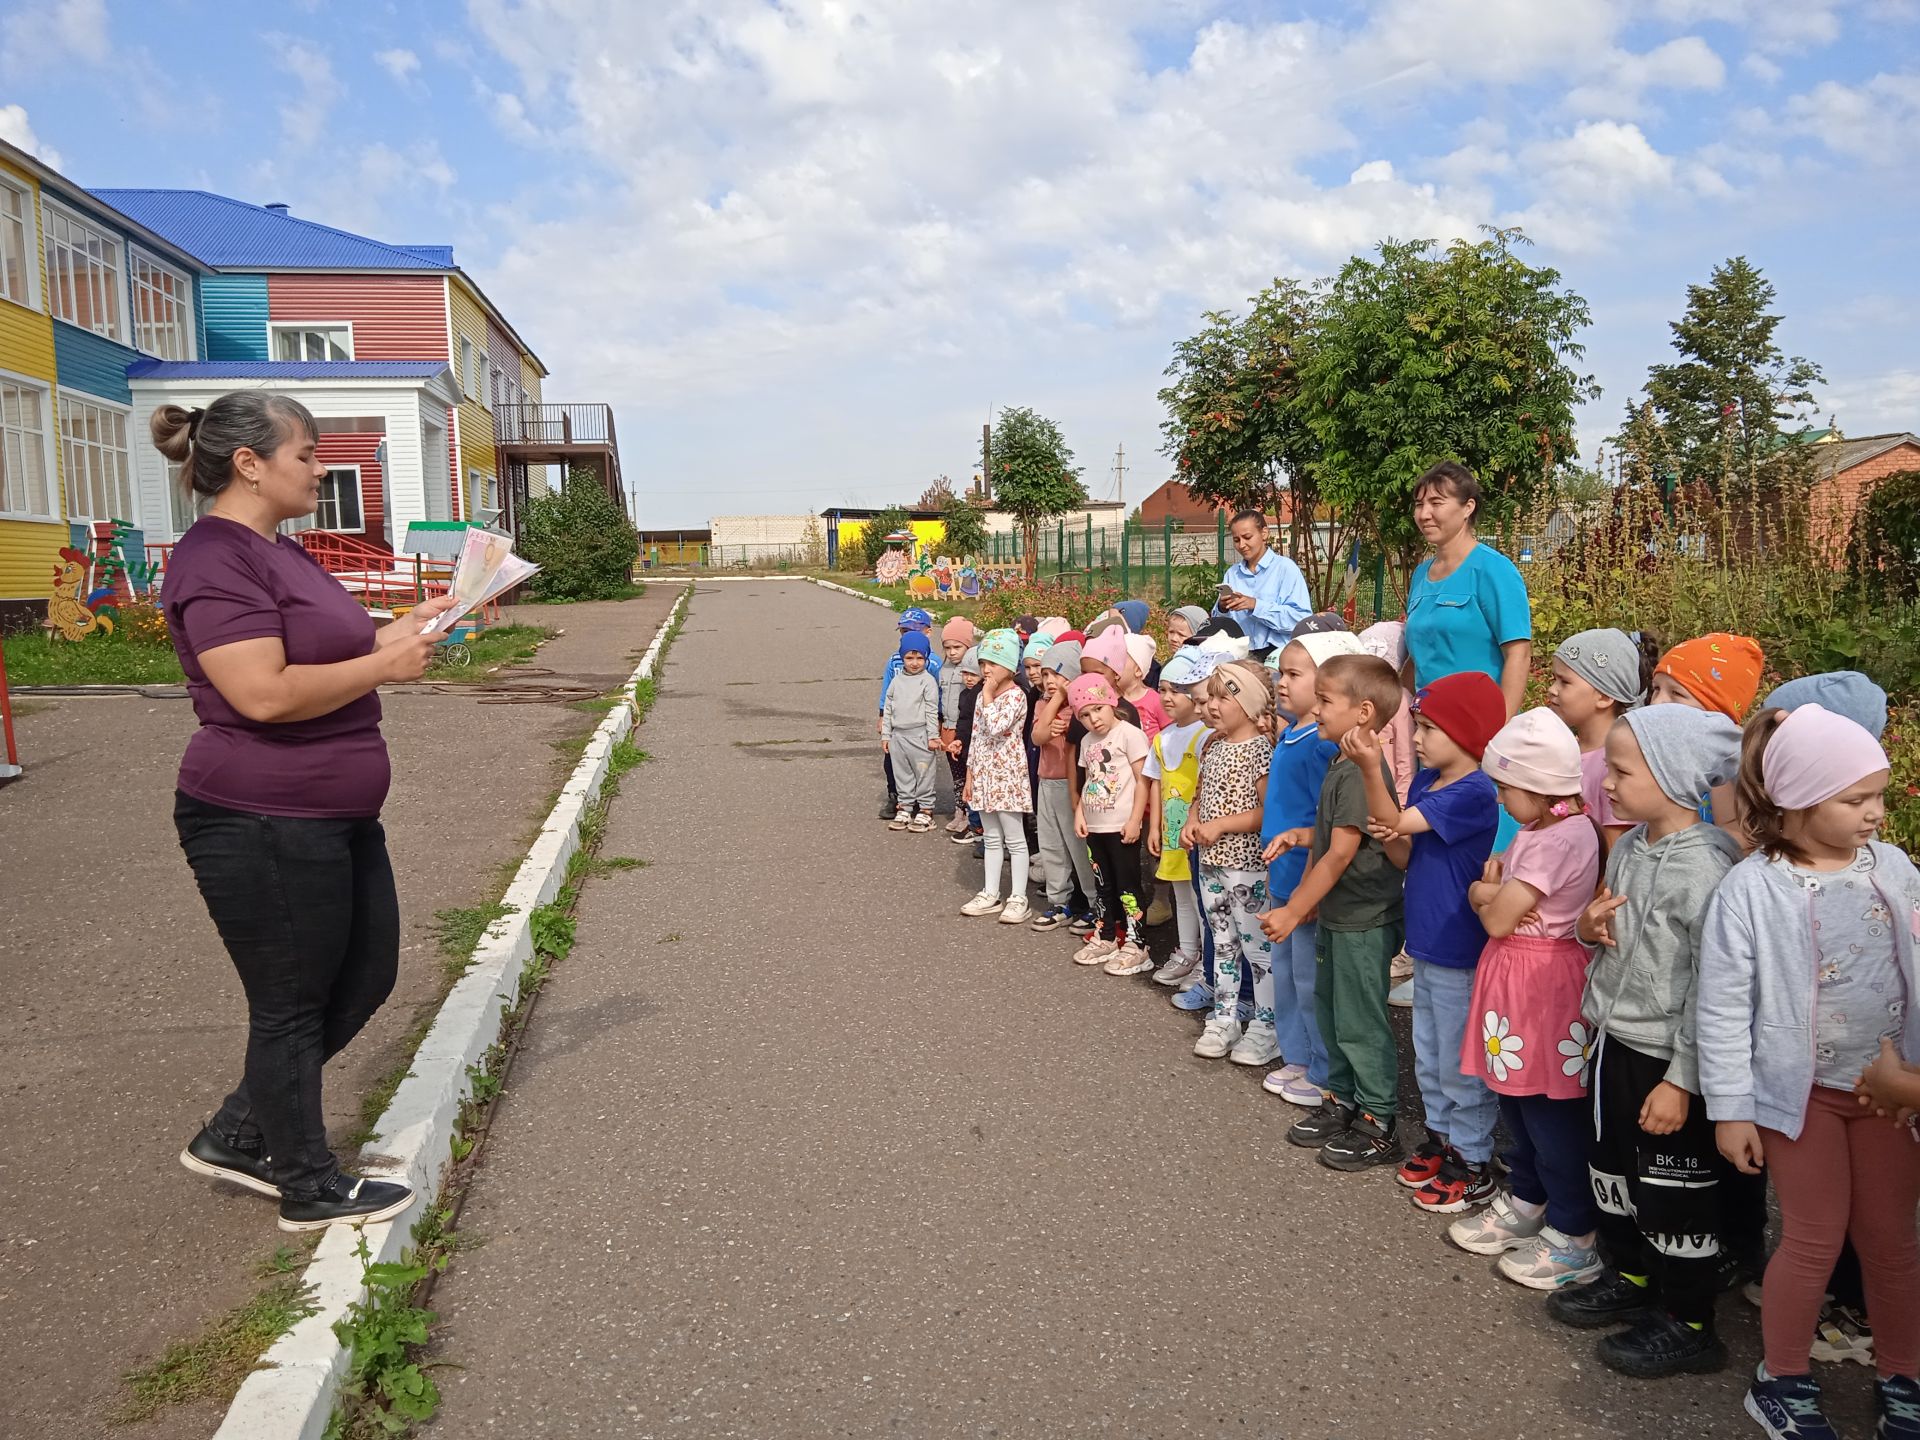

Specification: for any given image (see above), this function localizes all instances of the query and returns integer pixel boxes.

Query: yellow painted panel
[0,160,57,384]
[520,355,541,404]
[836,519,947,560]
[0,517,67,600]
[446,279,497,510]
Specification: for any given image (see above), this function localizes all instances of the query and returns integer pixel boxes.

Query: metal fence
[641,543,822,570]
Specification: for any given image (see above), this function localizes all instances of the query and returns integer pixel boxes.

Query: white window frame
[129,249,195,360]
[459,335,477,398]
[0,371,58,522]
[284,465,365,535]
[477,353,492,409]
[42,200,124,342]
[57,390,136,526]
[0,173,38,311]
[269,321,354,362]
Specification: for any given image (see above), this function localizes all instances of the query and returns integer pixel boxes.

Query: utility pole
[981,422,992,501]
[1112,443,1126,506]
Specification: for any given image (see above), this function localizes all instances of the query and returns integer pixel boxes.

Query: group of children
[878,600,1920,1440]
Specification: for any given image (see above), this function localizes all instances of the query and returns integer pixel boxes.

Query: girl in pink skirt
[1446,708,1605,1292]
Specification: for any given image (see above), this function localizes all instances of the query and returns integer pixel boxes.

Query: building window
[271,323,353,361]
[459,335,477,398]
[0,177,34,308]
[284,466,364,534]
[166,461,206,536]
[0,377,54,518]
[59,393,134,524]
[130,252,194,360]
[43,204,124,340]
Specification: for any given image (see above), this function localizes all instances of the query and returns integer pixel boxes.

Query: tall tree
[917,475,956,511]
[989,406,1085,580]
[1638,256,1825,491]
[1300,228,1599,563]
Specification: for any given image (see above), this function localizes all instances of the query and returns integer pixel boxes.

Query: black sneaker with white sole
[1319,1110,1404,1171]
[1287,1097,1355,1148]
[278,1173,414,1233]
[178,1125,279,1198]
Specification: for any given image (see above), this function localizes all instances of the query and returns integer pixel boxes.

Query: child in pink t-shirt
[1448,708,1604,1293]
[1359,622,1415,804]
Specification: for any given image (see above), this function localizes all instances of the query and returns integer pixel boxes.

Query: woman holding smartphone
[1211,509,1311,661]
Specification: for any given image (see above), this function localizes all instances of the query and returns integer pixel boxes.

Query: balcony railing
[493,403,618,449]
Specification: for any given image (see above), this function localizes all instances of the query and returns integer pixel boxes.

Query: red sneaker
[1395,1138,1449,1190]
[1412,1157,1497,1214]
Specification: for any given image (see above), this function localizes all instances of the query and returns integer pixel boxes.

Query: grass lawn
[1,630,185,686]
[517,581,647,604]
[426,622,551,680]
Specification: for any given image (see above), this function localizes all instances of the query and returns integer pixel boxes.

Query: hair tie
[186,406,205,439]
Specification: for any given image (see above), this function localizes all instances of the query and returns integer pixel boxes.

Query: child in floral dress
[1447,708,1604,1290]
[960,629,1034,924]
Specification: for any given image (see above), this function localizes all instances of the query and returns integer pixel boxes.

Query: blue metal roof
[89,189,452,271]
[127,359,454,381]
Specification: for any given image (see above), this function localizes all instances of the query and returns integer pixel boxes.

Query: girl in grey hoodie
[1697,702,1920,1440]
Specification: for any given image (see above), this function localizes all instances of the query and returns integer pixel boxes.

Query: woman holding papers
[153,392,455,1233]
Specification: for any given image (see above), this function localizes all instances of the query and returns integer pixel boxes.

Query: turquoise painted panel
[201,274,270,361]
[54,322,137,403]
[192,274,207,360]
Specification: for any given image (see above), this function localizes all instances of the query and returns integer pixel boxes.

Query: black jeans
[174,792,400,1200]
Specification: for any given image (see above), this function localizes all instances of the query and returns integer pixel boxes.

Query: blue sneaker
[1066,911,1095,935]
[1029,905,1068,932]
[1173,981,1214,1011]
[1879,1374,1920,1440]
[1745,1366,1838,1440]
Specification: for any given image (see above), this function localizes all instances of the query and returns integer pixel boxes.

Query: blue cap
[1765,671,1888,740]
[1115,600,1150,633]
[897,606,934,629]
[898,631,931,658]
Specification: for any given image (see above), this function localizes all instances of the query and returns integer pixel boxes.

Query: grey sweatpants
[1034,777,1096,908]
[890,727,938,813]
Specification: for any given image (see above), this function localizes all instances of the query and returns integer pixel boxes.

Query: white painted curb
[213,583,693,1440]
[672,574,900,609]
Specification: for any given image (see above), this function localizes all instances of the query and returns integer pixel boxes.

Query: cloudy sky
[3,0,1917,527]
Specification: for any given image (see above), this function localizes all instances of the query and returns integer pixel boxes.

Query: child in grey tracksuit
[883,632,942,829]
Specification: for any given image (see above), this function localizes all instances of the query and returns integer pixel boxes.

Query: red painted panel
[315,432,386,546]
[267,274,449,360]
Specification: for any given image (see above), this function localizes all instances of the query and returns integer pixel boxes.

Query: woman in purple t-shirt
[157,391,454,1233]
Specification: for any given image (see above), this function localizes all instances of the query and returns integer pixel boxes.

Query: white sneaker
[1261,1062,1307,1095]
[960,891,1003,917]
[1193,1016,1243,1058]
[1496,1227,1605,1290]
[1387,979,1414,1009]
[998,897,1033,925]
[1151,949,1199,986]
[1447,1194,1546,1256]
[1073,937,1118,966]
[1103,942,1153,976]
[888,809,912,830]
[1228,1019,1281,1067]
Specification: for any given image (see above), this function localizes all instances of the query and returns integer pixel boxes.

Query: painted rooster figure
[46,546,115,641]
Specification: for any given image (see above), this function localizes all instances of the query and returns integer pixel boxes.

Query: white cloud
[1349,160,1396,184]
[0,0,108,74]
[1816,369,1920,435]
[0,104,61,169]
[1565,36,1725,117]
[1783,71,1920,162]
[1641,0,1843,52]
[1505,121,1691,249]
[375,48,422,85]
[269,37,336,148]
[1741,53,1783,83]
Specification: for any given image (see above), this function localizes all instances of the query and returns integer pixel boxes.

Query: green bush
[860,506,913,570]
[519,468,639,601]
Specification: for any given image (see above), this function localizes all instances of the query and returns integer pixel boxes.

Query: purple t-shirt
[163,515,389,818]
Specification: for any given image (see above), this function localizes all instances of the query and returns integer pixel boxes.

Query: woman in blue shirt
[1404,461,1532,718]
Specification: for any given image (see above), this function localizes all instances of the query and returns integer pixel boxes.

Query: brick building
[1136,479,1295,532]
[1807,431,1920,559]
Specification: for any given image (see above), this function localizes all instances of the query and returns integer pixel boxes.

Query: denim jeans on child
[174,792,400,1201]
[1413,959,1499,1164]
[1275,921,1326,1087]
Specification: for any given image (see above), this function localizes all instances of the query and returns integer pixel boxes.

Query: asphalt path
[428,579,1870,1439]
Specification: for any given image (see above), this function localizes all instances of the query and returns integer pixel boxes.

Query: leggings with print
[1201,864,1272,1027]
[1085,829,1135,943]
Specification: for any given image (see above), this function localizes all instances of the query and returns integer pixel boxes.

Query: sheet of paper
[422,529,540,634]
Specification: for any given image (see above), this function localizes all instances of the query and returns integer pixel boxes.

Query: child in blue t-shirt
[1258,631,1355,1107]
[1348,670,1505,1212]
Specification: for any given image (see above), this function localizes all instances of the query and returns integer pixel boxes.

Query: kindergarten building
[0,139,622,628]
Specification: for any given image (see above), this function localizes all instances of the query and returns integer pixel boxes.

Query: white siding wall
[710,514,814,548]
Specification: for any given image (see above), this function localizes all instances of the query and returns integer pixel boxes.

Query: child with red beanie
[1349,671,1507,1211]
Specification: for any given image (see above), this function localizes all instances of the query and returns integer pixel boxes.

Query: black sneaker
[1287,1097,1356,1149]
[878,792,899,820]
[1599,1311,1727,1378]
[178,1124,279,1198]
[1319,1110,1404,1172]
[277,1173,414,1234]
[1877,1374,1920,1440]
[1744,1366,1838,1439]
[1547,1269,1658,1329]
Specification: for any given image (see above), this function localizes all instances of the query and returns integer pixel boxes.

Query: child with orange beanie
[1648,633,1765,829]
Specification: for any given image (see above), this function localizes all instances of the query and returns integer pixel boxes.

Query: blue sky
[4,0,1918,528]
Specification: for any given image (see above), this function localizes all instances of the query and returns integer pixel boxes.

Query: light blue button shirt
[1213,547,1311,652]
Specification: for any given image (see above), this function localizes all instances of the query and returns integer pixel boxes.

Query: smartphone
[1216,584,1237,599]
